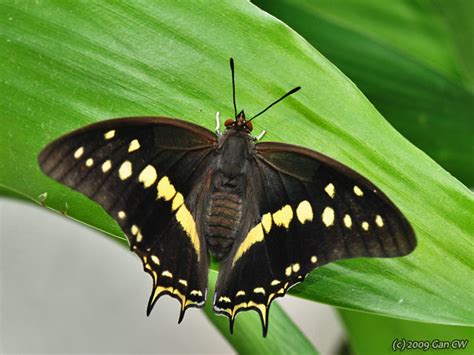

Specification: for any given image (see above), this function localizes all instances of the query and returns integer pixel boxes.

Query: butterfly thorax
[205,129,254,260]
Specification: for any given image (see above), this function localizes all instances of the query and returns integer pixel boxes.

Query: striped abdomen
[205,191,242,260]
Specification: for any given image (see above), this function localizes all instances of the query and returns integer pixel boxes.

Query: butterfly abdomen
[205,190,243,259]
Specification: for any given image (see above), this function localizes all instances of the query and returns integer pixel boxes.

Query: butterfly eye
[245,121,253,131]
[224,119,234,127]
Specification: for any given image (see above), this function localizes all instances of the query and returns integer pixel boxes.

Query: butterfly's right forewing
[39,117,218,319]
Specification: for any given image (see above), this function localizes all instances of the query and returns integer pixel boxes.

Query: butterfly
[38,58,416,336]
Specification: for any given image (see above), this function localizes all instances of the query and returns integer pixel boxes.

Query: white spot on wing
[324,183,335,198]
[104,130,115,139]
[118,211,126,219]
[119,161,132,180]
[138,165,157,188]
[353,185,364,196]
[101,160,112,172]
[296,200,313,224]
[74,147,84,159]
[85,158,94,167]
[362,221,369,231]
[322,207,335,227]
[292,263,300,272]
[128,139,140,152]
[344,214,352,228]
[375,215,384,227]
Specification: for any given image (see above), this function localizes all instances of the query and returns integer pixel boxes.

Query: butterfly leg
[215,111,222,136]
[61,201,69,216]
[38,192,48,206]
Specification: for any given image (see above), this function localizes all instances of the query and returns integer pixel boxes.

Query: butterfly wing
[214,141,416,335]
[39,117,218,320]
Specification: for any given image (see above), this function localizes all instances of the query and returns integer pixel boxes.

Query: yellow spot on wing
[362,221,369,231]
[131,225,139,235]
[219,296,231,303]
[150,286,199,310]
[74,147,84,159]
[157,176,176,201]
[354,185,364,196]
[322,207,335,227]
[292,263,300,272]
[236,290,246,297]
[119,161,132,180]
[229,302,268,327]
[285,266,292,276]
[253,287,265,295]
[296,200,313,224]
[272,204,293,229]
[138,165,157,188]
[271,280,281,286]
[118,211,126,219]
[104,130,115,139]
[172,193,184,211]
[136,231,143,243]
[325,183,335,198]
[261,213,272,233]
[232,223,264,266]
[375,215,384,227]
[101,160,112,172]
[161,270,173,278]
[344,214,352,228]
[85,158,94,167]
[178,279,188,287]
[190,290,202,297]
[175,204,200,260]
[311,255,318,263]
[128,139,140,152]
[151,255,160,265]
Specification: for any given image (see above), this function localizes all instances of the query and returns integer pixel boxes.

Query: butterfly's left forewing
[214,142,416,335]
[39,117,217,320]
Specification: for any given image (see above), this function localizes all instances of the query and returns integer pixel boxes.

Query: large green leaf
[1,0,473,345]
[339,309,474,355]
[254,0,474,186]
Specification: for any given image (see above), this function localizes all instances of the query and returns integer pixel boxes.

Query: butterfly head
[228,58,300,134]
[224,110,253,132]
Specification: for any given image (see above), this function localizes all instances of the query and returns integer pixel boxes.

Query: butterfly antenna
[248,86,301,122]
[230,58,238,118]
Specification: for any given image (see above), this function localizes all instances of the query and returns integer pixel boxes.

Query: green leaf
[1,0,473,341]
[204,271,317,354]
[339,309,474,355]
[254,0,474,186]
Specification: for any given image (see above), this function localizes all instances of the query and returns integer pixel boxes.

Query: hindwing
[38,117,217,320]
[214,142,416,335]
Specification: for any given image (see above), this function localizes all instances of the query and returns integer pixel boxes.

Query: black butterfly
[38,58,416,336]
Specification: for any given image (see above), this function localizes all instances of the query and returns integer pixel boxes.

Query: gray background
[1,199,344,354]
